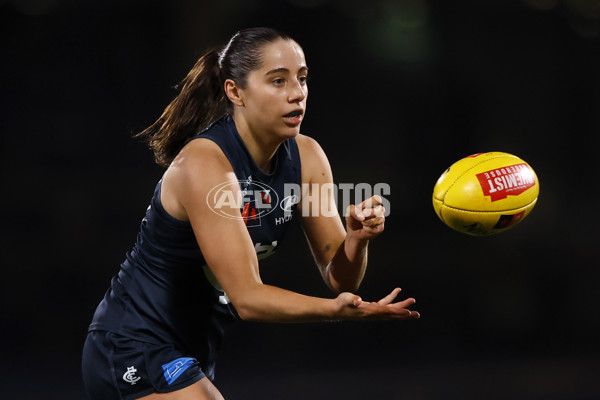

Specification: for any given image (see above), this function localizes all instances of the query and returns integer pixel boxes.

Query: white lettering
[494,177,504,191]
[373,183,391,217]
[255,241,278,260]
[275,214,293,225]
[337,183,354,216]
[515,173,523,186]
[254,190,272,209]
[301,183,321,217]
[214,190,240,209]
[354,183,372,207]
[522,169,535,184]
[320,183,337,217]
[487,179,497,193]
[505,174,517,188]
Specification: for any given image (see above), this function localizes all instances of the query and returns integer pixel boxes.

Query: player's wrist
[344,230,369,252]
[346,229,369,242]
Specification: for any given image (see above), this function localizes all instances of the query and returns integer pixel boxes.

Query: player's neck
[232,115,280,174]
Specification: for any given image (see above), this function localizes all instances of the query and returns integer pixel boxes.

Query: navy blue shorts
[82,330,205,400]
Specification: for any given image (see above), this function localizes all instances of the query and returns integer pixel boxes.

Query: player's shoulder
[296,133,332,182]
[173,137,230,171]
[165,137,234,193]
[296,133,327,162]
[296,132,320,150]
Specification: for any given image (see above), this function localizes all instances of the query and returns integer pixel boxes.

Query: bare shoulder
[161,138,235,221]
[171,138,231,174]
[296,133,332,184]
[296,133,325,159]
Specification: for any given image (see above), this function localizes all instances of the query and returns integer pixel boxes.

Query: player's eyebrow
[265,66,308,76]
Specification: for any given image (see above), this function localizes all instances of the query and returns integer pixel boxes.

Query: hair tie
[218,31,240,69]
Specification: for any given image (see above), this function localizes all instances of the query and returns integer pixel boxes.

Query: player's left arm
[296,134,386,294]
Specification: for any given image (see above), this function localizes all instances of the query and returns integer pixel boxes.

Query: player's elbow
[234,304,260,322]
[230,294,263,322]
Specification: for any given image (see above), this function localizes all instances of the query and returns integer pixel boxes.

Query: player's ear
[224,79,244,106]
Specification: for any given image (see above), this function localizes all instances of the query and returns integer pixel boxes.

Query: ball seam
[441,198,537,214]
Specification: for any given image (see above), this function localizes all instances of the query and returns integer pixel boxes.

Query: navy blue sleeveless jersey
[88,116,302,378]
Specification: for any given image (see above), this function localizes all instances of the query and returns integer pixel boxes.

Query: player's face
[239,39,308,140]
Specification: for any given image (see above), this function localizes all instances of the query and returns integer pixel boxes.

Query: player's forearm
[326,234,369,293]
[232,283,338,322]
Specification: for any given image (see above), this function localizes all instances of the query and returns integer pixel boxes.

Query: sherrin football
[432,152,539,236]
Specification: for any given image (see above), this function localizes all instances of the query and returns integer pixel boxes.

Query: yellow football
[432,152,539,236]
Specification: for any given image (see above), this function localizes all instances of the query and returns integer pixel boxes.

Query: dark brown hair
[136,27,293,167]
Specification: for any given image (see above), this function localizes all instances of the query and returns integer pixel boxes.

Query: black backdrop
[1,0,599,398]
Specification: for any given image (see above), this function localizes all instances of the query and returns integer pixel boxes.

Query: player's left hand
[345,195,386,240]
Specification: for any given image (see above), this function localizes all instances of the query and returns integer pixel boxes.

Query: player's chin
[279,125,301,139]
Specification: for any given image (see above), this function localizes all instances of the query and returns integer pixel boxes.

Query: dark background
[1,0,599,398]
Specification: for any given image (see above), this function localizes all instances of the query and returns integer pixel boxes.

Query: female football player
[82,27,419,400]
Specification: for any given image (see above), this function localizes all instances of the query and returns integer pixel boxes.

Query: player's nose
[288,79,306,102]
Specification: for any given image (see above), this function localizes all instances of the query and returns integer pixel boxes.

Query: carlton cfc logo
[123,366,141,385]
[476,163,536,202]
[206,179,279,224]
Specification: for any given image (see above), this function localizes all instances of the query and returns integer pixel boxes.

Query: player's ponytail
[137,27,293,167]
[136,48,226,167]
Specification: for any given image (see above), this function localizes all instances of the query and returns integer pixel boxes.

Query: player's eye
[272,78,285,86]
[298,75,308,85]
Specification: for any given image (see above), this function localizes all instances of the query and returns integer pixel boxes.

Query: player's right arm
[160,138,419,322]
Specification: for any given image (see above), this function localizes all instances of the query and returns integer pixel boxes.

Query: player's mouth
[283,109,303,126]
